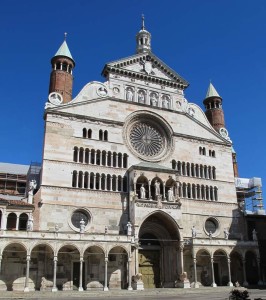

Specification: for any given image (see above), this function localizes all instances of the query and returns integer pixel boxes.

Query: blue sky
[1,0,266,205]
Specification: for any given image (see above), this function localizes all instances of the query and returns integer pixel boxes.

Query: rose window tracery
[129,123,163,157]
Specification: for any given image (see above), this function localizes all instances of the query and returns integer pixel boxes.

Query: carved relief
[137,90,146,104]
[125,87,134,101]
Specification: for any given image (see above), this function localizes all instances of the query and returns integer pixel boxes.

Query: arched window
[191,163,195,177]
[88,129,92,139]
[182,183,187,198]
[187,163,190,177]
[101,174,106,190]
[78,171,83,188]
[90,173,94,189]
[113,152,117,167]
[172,160,176,170]
[206,185,209,200]
[84,172,89,189]
[73,147,78,162]
[197,184,201,199]
[90,149,95,164]
[96,150,101,165]
[208,166,212,179]
[204,165,208,179]
[210,186,214,200]
[99,130,103,140]
[95,173,100,190]
[203,147,206,155]
[85,148,89,164]
[195,164,199,177]
[118,176,122,192]
[112,175,116,191]
[72,171,77,188]
[182,162,186,176]
[214,187,218,201]
[104,130,108,141]
[201,185,205,200]
[7,213,17,230]
[212,150,215,157]
[79,148,84,163]
[187,183,191,199]
[102,150,107,166]
[83,128,87,138]
[199,147,202,155]
[177,161,181,174]
[123,154,128,168]
[19,213,28,231]
[192,184,196,199]
[212,167,216,180]
[200,165,204,178]
[62,63,67,71]
[107,174,111,191]
[107,151,112,167]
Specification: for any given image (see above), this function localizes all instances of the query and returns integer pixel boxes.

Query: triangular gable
[102,52,189,90]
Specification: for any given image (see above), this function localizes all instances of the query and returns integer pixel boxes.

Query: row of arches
[180,182,218,201]
[172,160,216,180]
[0,211,29,231]
[82,128,108,141]
[73,147,128,168]
[0,243,130,291]
[72,171,128,192]
[187,248,260,287]
[53,61,73,74]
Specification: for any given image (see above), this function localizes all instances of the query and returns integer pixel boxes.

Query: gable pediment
[102,52,189,90]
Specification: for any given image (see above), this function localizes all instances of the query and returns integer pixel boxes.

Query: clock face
[48,92,63,105]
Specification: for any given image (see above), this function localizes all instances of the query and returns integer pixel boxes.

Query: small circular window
[71,209,90,229]
[205,218,218,235]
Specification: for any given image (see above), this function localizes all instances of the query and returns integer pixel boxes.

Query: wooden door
[139,250,160,288]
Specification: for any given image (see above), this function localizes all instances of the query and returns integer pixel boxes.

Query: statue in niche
[168,187,174,202]
[154,180,161,196]
[140,184,146,199]
[150,93,158,106]
[138,91,145,103]
[252,229,258,241]
[162,95,170,108]
[209,231,213,239]
[126,88,134,101]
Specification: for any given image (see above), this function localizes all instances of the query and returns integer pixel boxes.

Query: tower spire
[49,34,75,104]
[136,15,151,54]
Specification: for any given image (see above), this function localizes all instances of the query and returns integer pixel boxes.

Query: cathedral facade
[0,19,262,292]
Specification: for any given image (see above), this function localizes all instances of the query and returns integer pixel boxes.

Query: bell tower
[203,83,225,132]
[136,15,151,54]
[49,33,75,104]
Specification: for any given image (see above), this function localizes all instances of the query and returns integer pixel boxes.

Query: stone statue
[126,88,133,101]
[191,226,197,238]
[27,213,33,231]
[209,231,213,239]
[155,180,161,196]
[29,179,37,192]
[168,187,174,202]
[80,218,85,233]
[150,93,158,106]
[55,224,59,233]
[138,91,145,103]
[252,229,258,241]
[140,184,146,199]
[224,228,229,240]
[127,222,132,236]
[162,96,169,108]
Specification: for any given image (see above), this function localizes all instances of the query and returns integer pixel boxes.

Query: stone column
[242,258,248,286]
[104,175,107,191]
[193,258,199,288]
[179,242,184,274]
[104,257,109,291]
[52,256,58,292]
[135,245,139,274]
[227,258,233,286]
[111,154,113,167]
[79,257,84,291]
[211,257,217,287]
[116,176,119,192]
[1,209,7,230]
[0,255,2,274]
[163,182,166,200]
[128,257,133,290]
[105,153,108,167]
[88,150,91,164]
[15,214,19,230]
[100,151,102,166]
[24,254,30,292]
[93,174,96,189]
[148,180,151,199]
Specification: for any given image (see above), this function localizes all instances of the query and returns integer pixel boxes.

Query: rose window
[129,123,163,157]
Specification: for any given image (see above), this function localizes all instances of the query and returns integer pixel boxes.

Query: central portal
[139,250,160,288]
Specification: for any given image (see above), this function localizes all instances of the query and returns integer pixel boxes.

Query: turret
[136,15,151,54]
[49,33,75,104]
[203,83,225,132]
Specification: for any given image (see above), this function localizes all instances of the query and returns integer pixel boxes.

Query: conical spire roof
[54,33,74,62]
[205,82,221,99]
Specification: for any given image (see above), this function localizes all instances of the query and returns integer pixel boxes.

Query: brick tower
[49,34,75,104]
[203,83,225,132]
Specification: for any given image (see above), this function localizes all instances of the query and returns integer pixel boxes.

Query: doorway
[139,250,160,288]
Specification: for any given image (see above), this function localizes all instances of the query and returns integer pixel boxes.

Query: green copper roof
[54,40,74,61]
[205,82,221,99]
